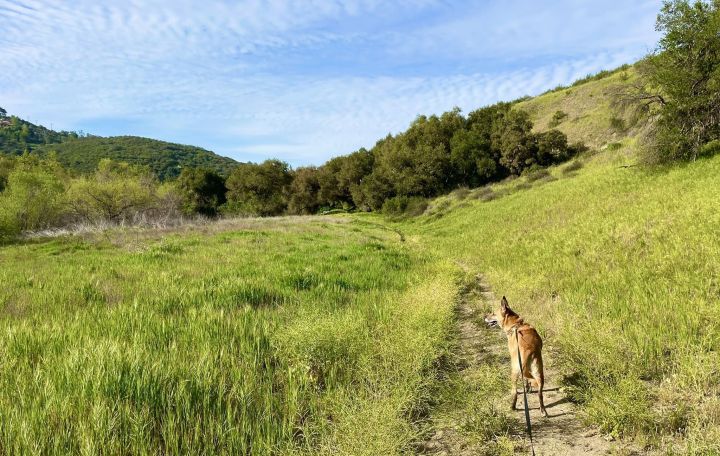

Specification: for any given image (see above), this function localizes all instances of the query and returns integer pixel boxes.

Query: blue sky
[1,0,662,166]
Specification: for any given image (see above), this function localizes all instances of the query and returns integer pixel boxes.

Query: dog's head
[484,296,514,329]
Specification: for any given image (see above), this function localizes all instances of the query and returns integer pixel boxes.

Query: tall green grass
[397,148,720,452]
[0,218,456,454]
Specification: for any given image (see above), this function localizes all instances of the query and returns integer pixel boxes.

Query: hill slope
[387,67,719,452]
[0,115,76,155]
[516,65,640,148]
[32,136,239,180]
[0,112,239,180]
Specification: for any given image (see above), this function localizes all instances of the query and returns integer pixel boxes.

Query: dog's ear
[500,296,509,313]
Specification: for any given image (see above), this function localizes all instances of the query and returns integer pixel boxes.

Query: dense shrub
[562,160,584,174]
[610,117,626,132]
[225,160,292,216]
[548,110,568,128]
[524,168,551,182]
[700,139,720,158]
[381,196,428,217]
[65,160,158,223]
[0,155,16,192]
[176,168,227,216]
[536,129,570,164]
[0,156,66,236]
[287,167,321,215]
[451,187,471,200]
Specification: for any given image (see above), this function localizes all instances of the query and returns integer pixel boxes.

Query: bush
[65,160,158,223]
[610,117,626,132]
[451,187,471,200]
[548,110,568,128]
[0,157,66,237]
[568,142,590,156]
[637,0,720,162]
[381,196,428,217]
[700,140,720,158]
[536,129,570,165]
[562,160,584,175]
[287,167,321,215]
[177,168,227,216]
[225,160,292,216]
[525,168,551,182]
[471,187,496,201]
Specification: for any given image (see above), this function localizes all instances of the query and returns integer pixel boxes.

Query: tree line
[3,0,716,236]
[178,101,585,217]
[0,101,582,237]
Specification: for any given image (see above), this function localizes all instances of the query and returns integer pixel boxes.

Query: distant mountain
[33,136,239,180]
[0,112,239,180]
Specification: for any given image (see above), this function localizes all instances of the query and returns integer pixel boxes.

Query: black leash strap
[515,328,536,456]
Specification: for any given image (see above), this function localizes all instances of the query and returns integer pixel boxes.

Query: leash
[515,327,536,456]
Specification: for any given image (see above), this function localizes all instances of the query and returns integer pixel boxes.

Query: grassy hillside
[392,143,720,452]
[0,217,456,454]
[358,69,720,452]
[516,66,640,148]
[33,136,239,180]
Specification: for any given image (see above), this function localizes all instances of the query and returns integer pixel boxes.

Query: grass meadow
[3,140,720,454]
[0,217,456,455]
[397,145,720,453]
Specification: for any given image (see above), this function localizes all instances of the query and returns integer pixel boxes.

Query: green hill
[33,136,239,180]
[0,111,239,180]
[376,65,719,452]
[516,66,640,148]
[0,114,77,155]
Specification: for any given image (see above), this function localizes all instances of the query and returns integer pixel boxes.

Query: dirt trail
[420,272,638,456]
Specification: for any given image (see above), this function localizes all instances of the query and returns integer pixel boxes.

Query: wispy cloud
[0,0,662,165]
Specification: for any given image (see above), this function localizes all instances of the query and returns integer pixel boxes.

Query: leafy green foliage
[493,109,537,174]
[381,195,429,217]
[225,160,292,216]
[342,103,576,212]
[0,156,187,237]
[176,168,227,216]
[287,166,321,215]
[0,155,16,192]
[536,129,570,165]
[639,0,720,162]
[0,156,66,236]
[66,159,159,222]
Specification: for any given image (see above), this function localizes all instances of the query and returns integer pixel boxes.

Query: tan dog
[484,296,548,417]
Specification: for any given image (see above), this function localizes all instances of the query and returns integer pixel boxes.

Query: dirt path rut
[420,271,638,455]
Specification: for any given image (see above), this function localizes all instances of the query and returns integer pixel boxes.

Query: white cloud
[0,0,662,165]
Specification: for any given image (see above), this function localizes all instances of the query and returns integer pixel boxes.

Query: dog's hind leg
[531,357,548,418]
[510,368,519,410]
